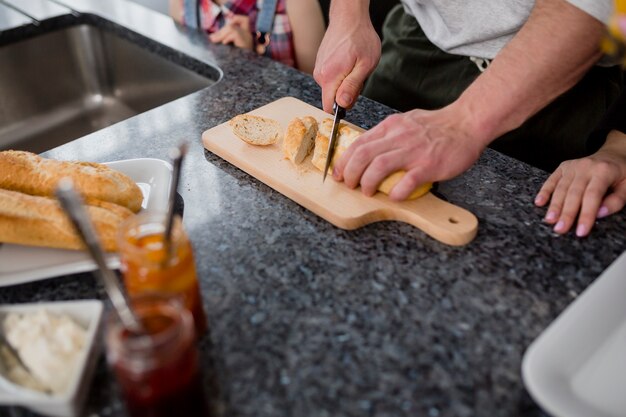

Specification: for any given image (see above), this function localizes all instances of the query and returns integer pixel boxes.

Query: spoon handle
[56,180,142,332]
[163,142,188,263]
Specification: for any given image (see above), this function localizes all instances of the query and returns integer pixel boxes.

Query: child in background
[535,12,626,237]
[169,0,325,74]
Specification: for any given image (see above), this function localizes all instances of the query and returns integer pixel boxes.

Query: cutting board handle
[378,193,478,246]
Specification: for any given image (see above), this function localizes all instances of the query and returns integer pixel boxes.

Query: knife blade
[322,102,346,183]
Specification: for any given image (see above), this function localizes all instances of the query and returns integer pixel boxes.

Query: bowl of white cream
[0,300,103,417]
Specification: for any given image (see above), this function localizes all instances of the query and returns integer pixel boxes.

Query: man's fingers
[336,60,375,109]
[335,70,363,109]
[359,149,410,197]
[317,58,371,112]
[314,61,346,113]
[389,166,431,201]
[535,169,561,207]
[333,122,390,181]
[321,83,342,114]
[318,61,344,113]
[341,135,396,189]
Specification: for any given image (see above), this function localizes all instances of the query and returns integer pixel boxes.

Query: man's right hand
[313,1,381,113]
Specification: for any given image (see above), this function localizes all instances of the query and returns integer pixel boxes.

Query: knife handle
[333,102,346,119]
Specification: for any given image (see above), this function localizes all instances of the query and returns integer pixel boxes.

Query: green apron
[363,5,623,172]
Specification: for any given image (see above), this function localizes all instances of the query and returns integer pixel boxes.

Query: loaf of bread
[229,114,282,145]
[312,119,432,200]
[0,151,143,213]
[0,188,132,251]
[283,116,318,164]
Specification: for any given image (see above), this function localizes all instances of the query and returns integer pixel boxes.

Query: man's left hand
[333,106,489,200]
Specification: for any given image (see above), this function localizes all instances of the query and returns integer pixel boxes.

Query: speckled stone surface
[1,1,625,417]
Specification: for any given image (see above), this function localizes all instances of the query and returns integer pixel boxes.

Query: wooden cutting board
[202,97,478,246]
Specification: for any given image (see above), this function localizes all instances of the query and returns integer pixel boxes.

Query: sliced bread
[311,118,360,172]
[229,114,282,146]
[283,116,318,165]
[311,118,432,200]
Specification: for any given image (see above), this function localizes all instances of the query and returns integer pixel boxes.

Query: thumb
[335,62,370,109]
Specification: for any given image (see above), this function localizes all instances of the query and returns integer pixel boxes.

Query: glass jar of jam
[117,212,207,334]
[105,294,209,417]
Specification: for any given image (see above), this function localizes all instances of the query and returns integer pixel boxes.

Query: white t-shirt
[401,0,613,59]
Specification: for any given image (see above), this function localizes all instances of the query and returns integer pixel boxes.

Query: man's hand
[313,1,381,113]
[535,130,626,237]
[333,105,489,200]
[332,0,606,201]
[209,15,253,50]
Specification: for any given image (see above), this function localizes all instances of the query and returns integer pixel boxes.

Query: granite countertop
[0,1,625,416]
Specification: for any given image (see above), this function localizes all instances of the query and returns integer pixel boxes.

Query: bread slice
[229,114,282,146]
[0,188,132,251]
[0,151,143,213]
[283,116,318,165]
[312,118,432,200]
[311,118,361,172]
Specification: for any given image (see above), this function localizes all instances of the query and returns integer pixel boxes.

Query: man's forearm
[329,0,370,24]
[454,0,605,144]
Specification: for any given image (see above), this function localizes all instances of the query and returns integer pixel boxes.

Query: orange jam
[118,213,207,334]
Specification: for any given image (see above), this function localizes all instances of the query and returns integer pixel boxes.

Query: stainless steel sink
[0,24,216,153]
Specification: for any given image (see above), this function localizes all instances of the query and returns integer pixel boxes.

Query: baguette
[312,119,432,200]
[0,151,143,213]
[229,114,282,146]
[283,116,318,164]
[0,188,132,252]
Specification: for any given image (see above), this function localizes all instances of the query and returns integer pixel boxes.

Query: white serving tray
[522,251,626,417]
[0,158,172,287]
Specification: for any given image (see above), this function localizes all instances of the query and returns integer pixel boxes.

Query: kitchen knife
[322,102,346,183]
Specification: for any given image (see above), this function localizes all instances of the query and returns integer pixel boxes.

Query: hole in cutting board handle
[448,217,459,224]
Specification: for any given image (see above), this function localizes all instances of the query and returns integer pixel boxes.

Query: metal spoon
[163,142,188,266]
[55,180,143,333]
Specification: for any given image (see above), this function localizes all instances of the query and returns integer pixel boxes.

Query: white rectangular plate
[0,158,172,287]
[522,251,626,417]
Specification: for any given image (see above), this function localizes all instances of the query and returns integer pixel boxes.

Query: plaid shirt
[182,0,295,68]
